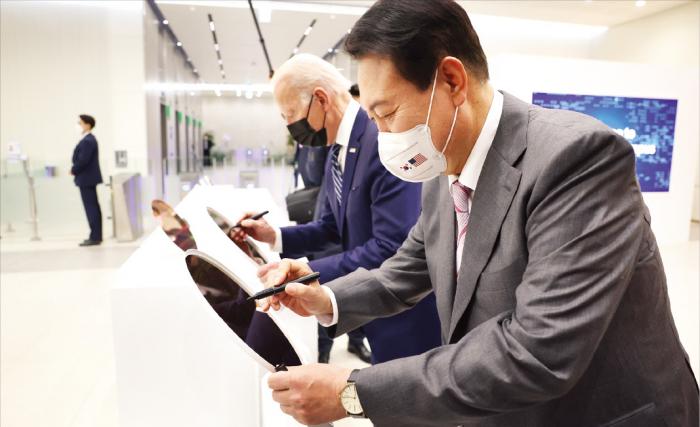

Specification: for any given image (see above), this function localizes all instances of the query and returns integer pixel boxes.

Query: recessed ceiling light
[636,0,645,6]
[218,59,223,65]
[210,22,215,32]
[258,7,272,23]
[163,20,168,25]
[328,48,333,53]
[214,44,219,51]
[177,42,182,46]
[193,68,198,73]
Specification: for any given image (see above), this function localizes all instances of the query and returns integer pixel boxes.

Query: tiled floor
[1,224,697,427]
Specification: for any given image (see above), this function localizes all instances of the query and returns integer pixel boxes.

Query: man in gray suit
[262,1,699,426]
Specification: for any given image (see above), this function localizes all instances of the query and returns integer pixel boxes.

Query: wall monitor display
[152,200,197,251]
[532,93,677,192]
[185,251,302,371]
[206,207,269,266]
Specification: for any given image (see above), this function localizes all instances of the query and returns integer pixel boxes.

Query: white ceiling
[282,1,694,26]
[158,1,358,86]
[156,0,693,86]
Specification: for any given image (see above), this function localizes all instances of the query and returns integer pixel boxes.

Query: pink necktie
[452,181,471,275]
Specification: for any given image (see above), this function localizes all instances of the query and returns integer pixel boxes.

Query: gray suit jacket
[325,92,698,427]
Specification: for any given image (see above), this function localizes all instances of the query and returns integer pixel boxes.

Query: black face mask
[287,95,327,148]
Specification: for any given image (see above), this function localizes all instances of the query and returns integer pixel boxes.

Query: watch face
[340,384,362,415]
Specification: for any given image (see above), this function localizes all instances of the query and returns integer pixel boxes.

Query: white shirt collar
[334,98,361,147]
[448,89,504,194]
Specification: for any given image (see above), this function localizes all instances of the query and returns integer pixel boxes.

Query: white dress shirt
[319,89,504,327]
[447,89,503,210]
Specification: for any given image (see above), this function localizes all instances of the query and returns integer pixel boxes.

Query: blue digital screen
[532,93,678,192]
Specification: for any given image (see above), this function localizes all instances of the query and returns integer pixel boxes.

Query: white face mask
[76,123,85,135]
[377,70,459,183]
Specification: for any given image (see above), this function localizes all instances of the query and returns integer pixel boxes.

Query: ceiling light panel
[208,13,226,83]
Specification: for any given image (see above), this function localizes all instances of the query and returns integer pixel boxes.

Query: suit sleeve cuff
[271,227,283,253]
[315,285,339,327]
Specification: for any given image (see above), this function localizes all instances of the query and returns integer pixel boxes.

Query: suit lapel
[447,91,529,342]
[337,111,367,232]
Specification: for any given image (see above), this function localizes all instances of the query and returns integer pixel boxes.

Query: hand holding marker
[247,272,321,301]
[228,210,269,235]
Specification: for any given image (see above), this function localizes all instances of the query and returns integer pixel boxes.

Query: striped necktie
[330,143,343,207]
[451,181,472,275]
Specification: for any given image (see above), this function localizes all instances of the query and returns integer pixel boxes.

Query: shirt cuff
[315,285,339,327]
[271,227,283,253]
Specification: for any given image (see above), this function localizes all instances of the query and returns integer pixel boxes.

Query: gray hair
[271,53,351,113]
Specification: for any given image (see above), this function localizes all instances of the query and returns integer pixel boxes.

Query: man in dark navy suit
[71,115,103,246]
[231,54,442,365]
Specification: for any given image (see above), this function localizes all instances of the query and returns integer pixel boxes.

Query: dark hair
[349,84,360,97]
[79,114,95,129]
[344,0,489,91]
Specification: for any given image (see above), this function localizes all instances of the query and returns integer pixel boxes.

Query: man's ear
[313,87,332,113]
[439,57,467,108]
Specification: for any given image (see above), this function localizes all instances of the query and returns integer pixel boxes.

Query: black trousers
[79,185,102,241]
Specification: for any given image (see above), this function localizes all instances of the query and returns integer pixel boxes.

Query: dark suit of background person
[325,92,699,426]
[72,116,103,246]
[280,103,443,365]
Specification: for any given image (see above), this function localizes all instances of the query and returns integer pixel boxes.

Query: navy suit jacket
[280,109,442,363]
[71,133,103,187]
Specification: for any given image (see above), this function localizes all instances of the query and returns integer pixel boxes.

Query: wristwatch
[339,369,366,419]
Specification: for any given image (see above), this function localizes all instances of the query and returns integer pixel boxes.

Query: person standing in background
[71,115,103,247]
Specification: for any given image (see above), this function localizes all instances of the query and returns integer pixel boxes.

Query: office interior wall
[143,3,202,203]
[0,1,147,171]
[490,54,699,245]
[590,2,699,68]
[201,95,289,157]
[0,0,147,236]
[694,159,700,222]
[589,1,700,227]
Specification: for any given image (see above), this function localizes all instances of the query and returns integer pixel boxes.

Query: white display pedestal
[111,186,318,426]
